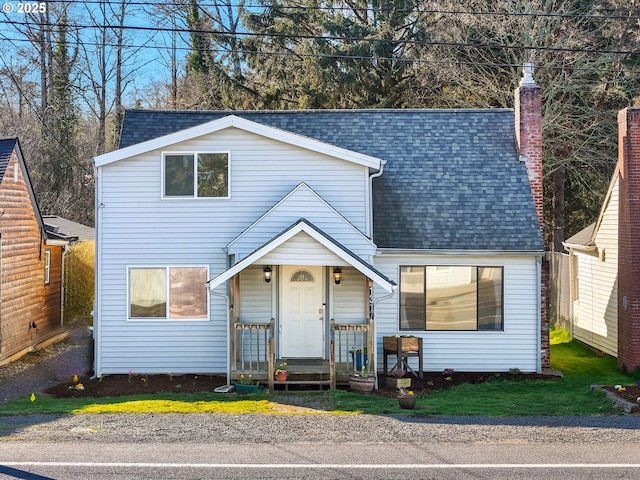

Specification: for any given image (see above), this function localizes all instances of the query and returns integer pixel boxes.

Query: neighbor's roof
[0,137,18,182]
[43,215,95,242]
[564,223,596,248]
[118,109,543,252]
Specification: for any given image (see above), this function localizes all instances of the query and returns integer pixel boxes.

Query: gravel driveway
[0,327,92,403]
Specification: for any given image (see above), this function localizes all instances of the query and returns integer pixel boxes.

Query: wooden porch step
[273,379,331,391]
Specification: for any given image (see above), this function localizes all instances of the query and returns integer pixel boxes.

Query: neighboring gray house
[91,67,546,384]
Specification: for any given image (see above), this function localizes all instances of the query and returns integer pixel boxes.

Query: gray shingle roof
[119,109,543,252]
[42,215,95,242]
[0,138,17,183]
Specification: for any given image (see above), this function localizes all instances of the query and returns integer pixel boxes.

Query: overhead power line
[2,19,639,57]
[0,34,637,75]
[15,0,640,20]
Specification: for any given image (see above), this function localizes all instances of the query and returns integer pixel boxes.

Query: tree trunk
[552,165,566,252]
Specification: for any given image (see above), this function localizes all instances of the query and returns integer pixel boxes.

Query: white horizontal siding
[372,254,540,372]
[572,177,618,357]
[332,267,367,323]
[239,265,273,323]
[96,127,371,374]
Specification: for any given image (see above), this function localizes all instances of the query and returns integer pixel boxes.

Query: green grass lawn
[1,332,638,416]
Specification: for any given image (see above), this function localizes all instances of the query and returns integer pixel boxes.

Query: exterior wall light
[333,267,342,285]
[263,266,272,283]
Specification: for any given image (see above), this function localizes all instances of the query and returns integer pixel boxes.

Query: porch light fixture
[263,266,272,283]
[333,267,342,285]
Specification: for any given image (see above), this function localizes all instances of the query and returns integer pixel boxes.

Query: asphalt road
[2,413,640,479]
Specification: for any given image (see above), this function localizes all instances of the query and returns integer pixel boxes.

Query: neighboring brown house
[0,138,70,365]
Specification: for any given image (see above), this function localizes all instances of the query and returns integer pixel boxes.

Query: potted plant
[385,367,411,389]
[348,366,375,393]
[397,387,417,409]
[275,363,288,382]
[234,374,262,393]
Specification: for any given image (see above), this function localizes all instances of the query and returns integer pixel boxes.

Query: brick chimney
[618,107,640,372]
[514,63,549,370]
[514,63,543,230]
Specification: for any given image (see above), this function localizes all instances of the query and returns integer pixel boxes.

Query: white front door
[280,265,324,358]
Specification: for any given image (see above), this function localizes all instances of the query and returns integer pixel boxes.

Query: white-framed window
[399,265,503,331]
[162,152,229,198]
[128,266,209,320]
[44,249,51,285]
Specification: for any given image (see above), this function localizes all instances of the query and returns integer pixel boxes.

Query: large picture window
[164,152,229,198]
[399,266,503,331]
[129,267,208,320]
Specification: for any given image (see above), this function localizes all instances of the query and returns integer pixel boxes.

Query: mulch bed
[45,371,558,399]
[602,385,640,409]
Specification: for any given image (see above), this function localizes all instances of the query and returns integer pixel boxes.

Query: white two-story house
[91,66,546,386]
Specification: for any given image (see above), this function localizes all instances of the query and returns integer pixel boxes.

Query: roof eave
[93,115,384,170]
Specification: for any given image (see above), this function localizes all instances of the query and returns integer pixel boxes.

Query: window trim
[126,265,210,321]
[398,265,504,332]
[161,151,231,199]
[44,249,51,285]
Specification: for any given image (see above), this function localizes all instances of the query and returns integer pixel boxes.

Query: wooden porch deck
[232,359,355,388]
[232,319,373,390]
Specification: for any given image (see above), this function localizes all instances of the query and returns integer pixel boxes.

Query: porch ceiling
[207,218,396,292]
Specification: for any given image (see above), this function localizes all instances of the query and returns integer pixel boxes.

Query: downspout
[209,287,231,386]
[536,255,542,373]
[372,286,396,388]
[91,158,101,379]
[60,243,69,328]
[368,161,385,238]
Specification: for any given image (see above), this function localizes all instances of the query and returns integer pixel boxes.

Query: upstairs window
[163,152,229,198]
[399,266,503,331]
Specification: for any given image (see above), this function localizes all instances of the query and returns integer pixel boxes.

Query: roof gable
[228,182,375,261]
[95,115,383,169]
[0,138,47,237]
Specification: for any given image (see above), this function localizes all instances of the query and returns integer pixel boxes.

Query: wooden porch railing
[233,319,274,378]
[233,318,373,390]
[331,319,373,388]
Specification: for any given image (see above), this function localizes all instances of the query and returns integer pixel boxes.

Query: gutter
[376,248,545,257]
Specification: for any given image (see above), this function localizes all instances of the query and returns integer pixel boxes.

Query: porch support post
[367,316,374,378]
[268,318,275,390]
[330,319,336,389]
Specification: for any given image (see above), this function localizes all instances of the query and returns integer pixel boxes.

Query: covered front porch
[207,218,396,389]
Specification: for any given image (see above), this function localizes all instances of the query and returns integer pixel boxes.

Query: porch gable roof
[227,182,376,261]
[208,218,396,292]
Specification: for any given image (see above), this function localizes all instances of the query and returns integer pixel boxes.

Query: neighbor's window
[129,267,208,319]
[164,152,229,198]
[44,249,51,285]
[399,266,503,331]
